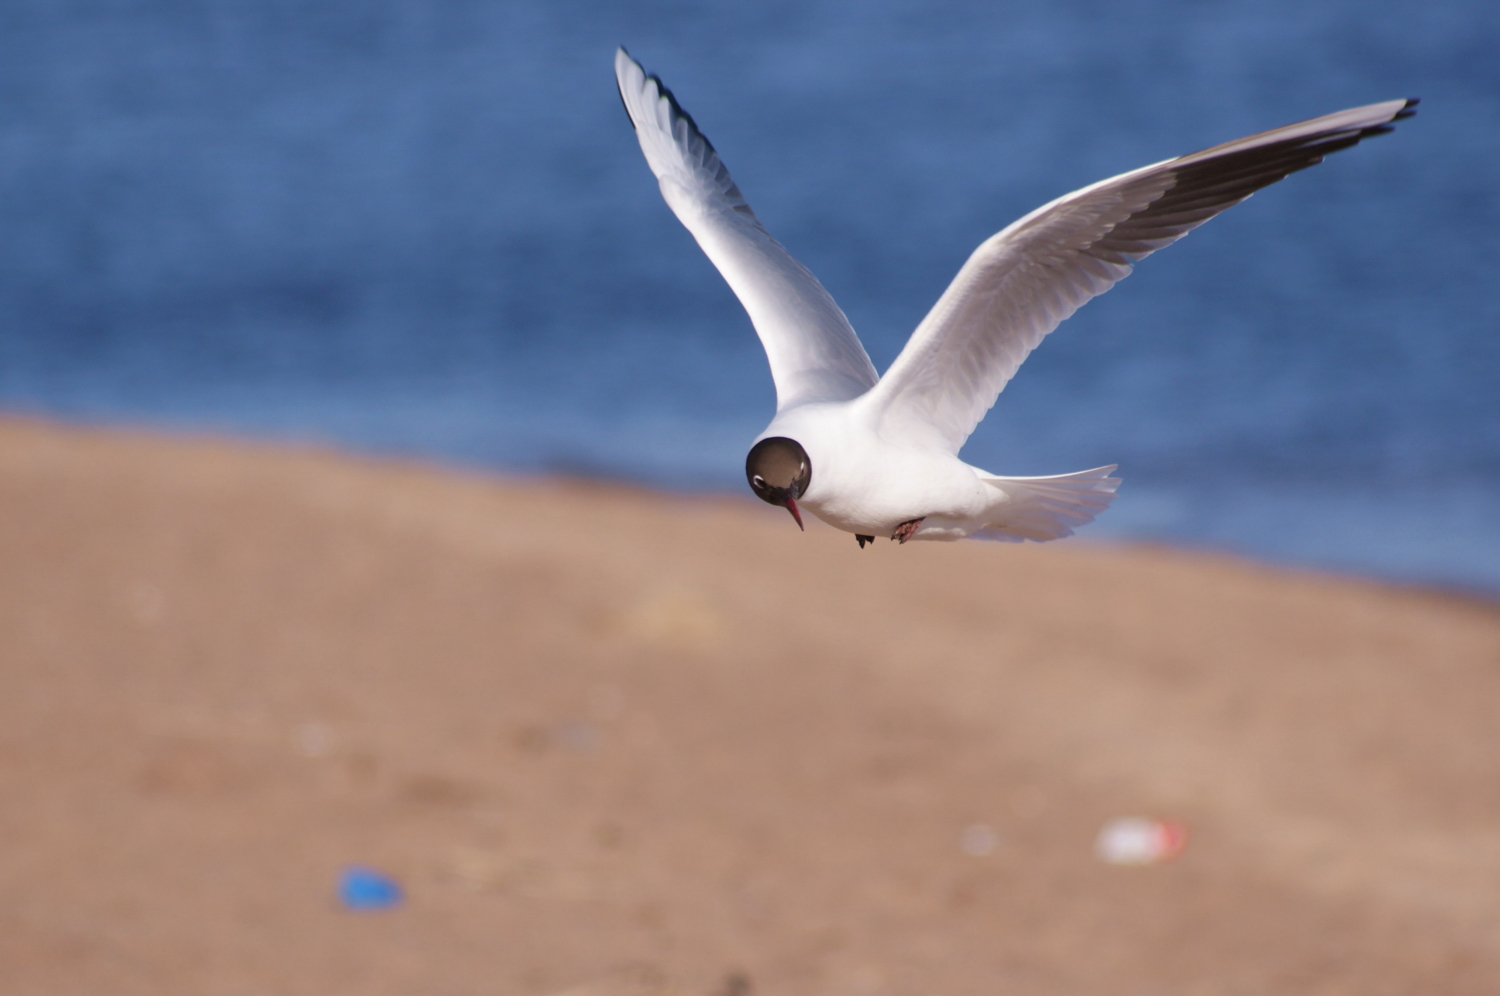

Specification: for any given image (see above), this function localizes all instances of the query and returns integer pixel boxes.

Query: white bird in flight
[614,48,1415,548]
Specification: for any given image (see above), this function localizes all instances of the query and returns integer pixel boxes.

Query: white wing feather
[615,49,878,412]
[866,98,1418,454]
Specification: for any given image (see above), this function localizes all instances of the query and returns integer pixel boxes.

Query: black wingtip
[615,49,720,154]
[615,47,638,130]
[1358,98,1420,141]
[645,71,720,157]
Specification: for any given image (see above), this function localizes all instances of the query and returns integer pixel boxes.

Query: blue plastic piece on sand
[338,865,403,910]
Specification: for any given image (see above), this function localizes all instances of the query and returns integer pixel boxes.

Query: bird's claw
[855,534,875,549]
[891,518,924,544]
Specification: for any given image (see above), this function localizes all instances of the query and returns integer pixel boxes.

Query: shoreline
[7,407,1496,604]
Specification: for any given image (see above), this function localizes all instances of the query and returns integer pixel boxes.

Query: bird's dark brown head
[746,436,811,530]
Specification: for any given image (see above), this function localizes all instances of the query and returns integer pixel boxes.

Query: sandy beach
[2,414,1498,995]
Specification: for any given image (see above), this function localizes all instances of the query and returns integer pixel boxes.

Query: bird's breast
[762,405,989,534]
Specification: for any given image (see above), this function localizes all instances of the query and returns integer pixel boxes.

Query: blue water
[1,1,1496,592]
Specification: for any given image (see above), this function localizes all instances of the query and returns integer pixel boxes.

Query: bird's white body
[614,49,1413,545]
[764,401,990,538]
[762,400,1116,542]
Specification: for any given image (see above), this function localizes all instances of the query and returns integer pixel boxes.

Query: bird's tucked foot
[891,518,925,544]
[855,534,875,549]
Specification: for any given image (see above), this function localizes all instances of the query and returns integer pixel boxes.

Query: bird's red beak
[785,496,805,531]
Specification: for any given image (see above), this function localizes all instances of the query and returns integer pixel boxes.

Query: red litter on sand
[1094,817,1188,865]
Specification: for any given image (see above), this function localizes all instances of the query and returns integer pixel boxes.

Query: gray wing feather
[615,49,879,411]
[867,98,1418,453]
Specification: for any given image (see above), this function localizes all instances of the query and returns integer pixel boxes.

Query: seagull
[614,48,1415,548]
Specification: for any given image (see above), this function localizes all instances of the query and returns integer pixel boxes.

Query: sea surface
[1,1,1496,592]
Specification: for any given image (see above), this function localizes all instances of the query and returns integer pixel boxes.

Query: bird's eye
[752,475,765,488]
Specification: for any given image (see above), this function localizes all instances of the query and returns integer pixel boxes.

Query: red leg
[891,517,925,544]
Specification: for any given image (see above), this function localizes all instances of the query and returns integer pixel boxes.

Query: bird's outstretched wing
[864,99,1418,454]
[615,48,878,412]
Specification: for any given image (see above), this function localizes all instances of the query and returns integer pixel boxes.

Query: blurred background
[5,5,1500,993]
[0,0,1495,591]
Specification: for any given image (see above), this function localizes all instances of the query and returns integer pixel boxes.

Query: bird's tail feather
[971,465,1120,542]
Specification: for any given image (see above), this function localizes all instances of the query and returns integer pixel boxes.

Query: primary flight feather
[615,48,1415,547]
